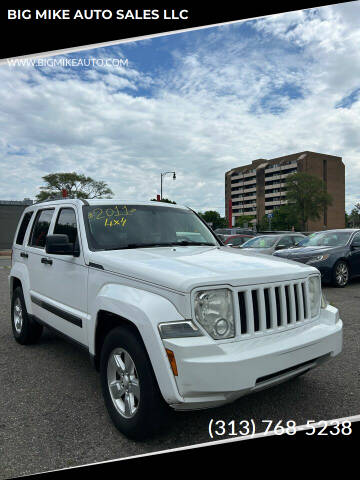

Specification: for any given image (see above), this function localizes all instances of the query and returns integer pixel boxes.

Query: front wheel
[11,286,43,344]
[100,326,170,440]
[332,260,349,287]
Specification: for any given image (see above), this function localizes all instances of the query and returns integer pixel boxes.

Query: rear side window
[279,236,294,247]
[53,208,78,244]
[230,237,247,246]
[29,209,54,248]
[16,211,33,245]
[293,236,304,245]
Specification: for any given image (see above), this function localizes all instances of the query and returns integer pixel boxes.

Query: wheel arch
[93,310,143,371]
[10,276,22,295]
[9,262,32,313]
[87,286,185,405]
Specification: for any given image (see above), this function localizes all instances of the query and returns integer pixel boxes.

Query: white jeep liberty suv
[9,199,343,438]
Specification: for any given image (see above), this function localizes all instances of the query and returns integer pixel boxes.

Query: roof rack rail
[34,197,89,205]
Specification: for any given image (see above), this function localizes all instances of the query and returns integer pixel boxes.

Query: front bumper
[163,305,342,410]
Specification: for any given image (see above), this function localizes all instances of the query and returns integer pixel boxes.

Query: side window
[292,236,304,245]
[16,211,33,245]
[231,237,244,246]
[279,236,293,247]
[53,208,78,244]
[29,209,54,248]
[351,232,360,244]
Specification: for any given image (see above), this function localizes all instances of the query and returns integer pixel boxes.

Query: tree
[150,197,176,204]
[198,210,227,230]
[235,214,256,228]
[285,172,332,230]
[269,204,301,231]
[348,204,360,227]
[36,172,114,201]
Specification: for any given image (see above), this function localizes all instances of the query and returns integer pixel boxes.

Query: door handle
[20,252,28,259]
[41,257,53,265]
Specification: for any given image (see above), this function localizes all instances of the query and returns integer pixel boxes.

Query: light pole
[160,171,176,200]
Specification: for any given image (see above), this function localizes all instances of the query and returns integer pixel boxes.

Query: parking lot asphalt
[0,265,359,478]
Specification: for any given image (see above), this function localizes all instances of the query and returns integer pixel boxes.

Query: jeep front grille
[237,280,310,337]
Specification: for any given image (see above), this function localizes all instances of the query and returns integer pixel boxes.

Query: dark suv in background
[273,229,360,287]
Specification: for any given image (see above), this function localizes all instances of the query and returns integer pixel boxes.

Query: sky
[1,2,360,214]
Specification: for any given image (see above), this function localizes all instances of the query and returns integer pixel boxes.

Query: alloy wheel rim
[336,263,348,286]
[107,348,140,418]
[13,297,23,334]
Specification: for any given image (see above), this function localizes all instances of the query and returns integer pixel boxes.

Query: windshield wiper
[105,241,216,250]
[107,243,174,250]
[170,241,216,246]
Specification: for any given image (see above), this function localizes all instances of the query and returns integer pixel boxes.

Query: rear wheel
[11,286,43,344]
[332,260,349,287]
[100,326,170,439]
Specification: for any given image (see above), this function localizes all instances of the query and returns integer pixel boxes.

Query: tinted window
[278,236,294,248]
[351,232,360,244]
[16,211,33,245]
[298,231,351,247]
[242,236,278,248]
[54,208,78,244]
[229,236,249,246]
[29,209,54,248]
[293,236,305,245]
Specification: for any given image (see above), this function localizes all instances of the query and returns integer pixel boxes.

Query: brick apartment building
[225,151,345,230]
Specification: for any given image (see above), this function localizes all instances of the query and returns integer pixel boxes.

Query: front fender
[89,283,185,405]
[9,262,32,313]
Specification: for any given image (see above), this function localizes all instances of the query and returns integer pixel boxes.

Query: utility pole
[160,171,176,200]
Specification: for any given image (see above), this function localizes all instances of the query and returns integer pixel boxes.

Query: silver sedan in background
[240,233,305,255]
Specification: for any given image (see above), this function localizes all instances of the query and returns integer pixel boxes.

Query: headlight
[308,276,321,317]
[306,254,330,264]
[194,288,235,339]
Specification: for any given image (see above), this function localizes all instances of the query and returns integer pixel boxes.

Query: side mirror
[227,243,233,247]
[46,234,74,255]
[351,241,360,250]
[275,244,287,251]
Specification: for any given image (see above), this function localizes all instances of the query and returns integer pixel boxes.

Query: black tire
[11,286,43,344]
[100,325,170,440]
[332,260,349,288]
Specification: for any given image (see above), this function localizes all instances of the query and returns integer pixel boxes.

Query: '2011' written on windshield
[88,205,136,227]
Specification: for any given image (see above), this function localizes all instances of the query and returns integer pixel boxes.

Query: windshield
[296,231,352,247]
[83,204,218,251]
[241,236,278,248]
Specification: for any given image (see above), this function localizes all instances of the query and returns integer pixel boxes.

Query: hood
[274,245,341,259]
[89,245,316,292]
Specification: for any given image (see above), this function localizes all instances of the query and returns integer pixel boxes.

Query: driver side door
[29,207,88,346]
